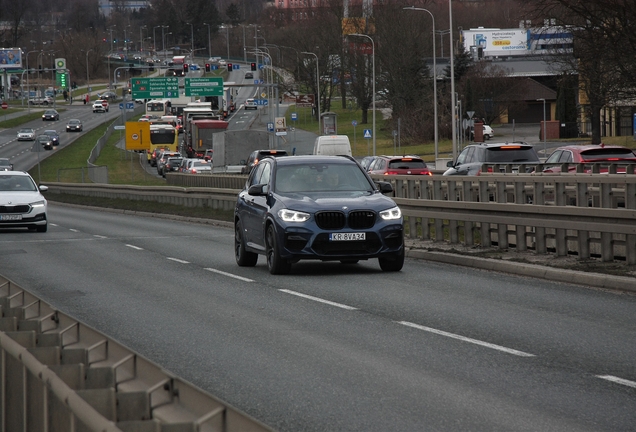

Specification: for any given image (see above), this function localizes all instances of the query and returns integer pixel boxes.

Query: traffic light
[250,62,257,71]
[183,63,189,73]
[205,63,210,72]
[227,63,232,72]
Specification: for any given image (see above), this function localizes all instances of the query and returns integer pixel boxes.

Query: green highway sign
[131,77,180,99]
[185,77,224,97]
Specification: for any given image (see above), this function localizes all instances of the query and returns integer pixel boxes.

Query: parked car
[234,155,404,274]
[0,158,13,171]
[162,157,184,177]
[0,171,48,232]
[443,142,541,176]
[42,109,59,121]
[92,100,109,113]
[42,130,60,146]
[470,124,494,140]
[367,155,432,176]
[35,135,54,150]
[542,144,636,173]
[241,149,288,174]
[29,96,54,106]
[66,119,83,132]
[17,128,35,141]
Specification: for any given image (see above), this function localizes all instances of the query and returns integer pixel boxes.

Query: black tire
[378,248,404,272]
[266,224,291,275]
[235,221,258,267]
[36,223,47,233]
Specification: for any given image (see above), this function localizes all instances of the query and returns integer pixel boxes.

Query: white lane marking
[167,257,190,264]
[94,235,107,239]
[126,244,144,250]
[69,229,80,232]
[279,289,358,310]
[397,321,536,357]
[204,268,254,282]
[50,224,58,227]
[597,375,636,389]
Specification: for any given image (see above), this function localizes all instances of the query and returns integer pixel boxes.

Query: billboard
[462,29,530,57]
[0,48,22,69]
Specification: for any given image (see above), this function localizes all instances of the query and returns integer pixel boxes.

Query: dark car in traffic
[367,155,432,176]
[43,130,60,146]
[234,155,404,274]
[443,142,540,176]
[42,109,59,121]
[241,149,288,174]
[36,135,53,150]
[66,119,83,132]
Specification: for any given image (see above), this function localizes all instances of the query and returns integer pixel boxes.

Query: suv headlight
[278,209,310,222]
[379,206,401,220]
[31,200,46,209]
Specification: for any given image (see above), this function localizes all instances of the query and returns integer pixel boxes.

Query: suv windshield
[0,175,36,191]
[274,163,373,193]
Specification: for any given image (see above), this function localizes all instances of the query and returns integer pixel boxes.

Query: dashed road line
[279,289,358,310]
[596,375,636,389]
[167,257,190,264]
[204,268,254,282]
[125,244,144,250]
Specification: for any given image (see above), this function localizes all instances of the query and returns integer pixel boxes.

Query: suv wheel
[484,134,491,140]
[378,248,404,272]
[235,221,258,266]
[266,224,291,275]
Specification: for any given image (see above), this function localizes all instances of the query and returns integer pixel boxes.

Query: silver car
[17,128,35,141]
[0,158,13,171]
[0,171,48,232]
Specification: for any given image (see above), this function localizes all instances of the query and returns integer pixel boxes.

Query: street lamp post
[537,98,547,157]
[203,23,211,59]
[26,49,40,112]
[449,0,457,159]
[140,25,146,54]
[187,23,194,57]
[404,6,438,161]
[153,26,160,55]
[161,25,169,61]
[108,25,116,88]
[85,48,93,93]
[302,51,321,135]
[348,33,376,156]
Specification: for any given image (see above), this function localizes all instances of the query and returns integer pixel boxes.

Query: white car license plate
[0,214,22,221]
[330,232,365,241]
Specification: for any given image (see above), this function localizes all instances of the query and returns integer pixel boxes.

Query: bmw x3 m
[234,155,404,274]
[0,171,48,232]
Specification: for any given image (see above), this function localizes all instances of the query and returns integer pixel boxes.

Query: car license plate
[0,214,22,221]
[330,232,365,241]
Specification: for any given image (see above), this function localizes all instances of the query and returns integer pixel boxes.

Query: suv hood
[277,191,394,211]
[0,191,46,205]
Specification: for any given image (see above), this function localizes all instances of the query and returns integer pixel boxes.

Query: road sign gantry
[131,77,180,99]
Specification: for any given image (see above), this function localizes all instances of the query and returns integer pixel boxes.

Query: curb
[407,249,636,293]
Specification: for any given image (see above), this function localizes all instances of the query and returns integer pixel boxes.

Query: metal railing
[0,277,274,432]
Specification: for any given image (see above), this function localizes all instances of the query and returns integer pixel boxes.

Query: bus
[146,99,172,117]
[146,124,179,165]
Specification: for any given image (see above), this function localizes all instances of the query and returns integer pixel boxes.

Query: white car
[0,171,48,232]
[218,59,227,66]
[470,124,494,140]
[92,100,109,113]
[17,128,35,141]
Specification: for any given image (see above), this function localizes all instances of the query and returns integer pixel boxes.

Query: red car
[543,144,636,173]
[367,155,432,176]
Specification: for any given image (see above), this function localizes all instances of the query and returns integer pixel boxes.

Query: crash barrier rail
[0,276,274,432]
[44,169,636,263]
[57,166,109,183]
[166,172,247,189]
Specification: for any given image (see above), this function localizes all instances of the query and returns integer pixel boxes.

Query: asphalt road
[1,205,634,431]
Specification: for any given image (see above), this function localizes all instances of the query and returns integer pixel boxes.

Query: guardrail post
[496,180,508,249]
[447,180,459,243]
[462,179,474,246]
[479,180,491,247]
[554,181,568,256]
[433,179,444,241]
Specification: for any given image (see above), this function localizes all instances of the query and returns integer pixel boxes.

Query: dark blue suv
[234,155,404,274]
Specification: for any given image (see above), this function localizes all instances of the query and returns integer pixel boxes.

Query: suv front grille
[0,205,30,214]
[315,211,346,230]
[348,211,376,229]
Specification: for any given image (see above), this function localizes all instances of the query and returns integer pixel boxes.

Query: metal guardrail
[44,169,636,264]
[0,277,274,432]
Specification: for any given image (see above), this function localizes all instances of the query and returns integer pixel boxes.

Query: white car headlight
[278,209,310,222]
[31,200,46,209]
[379,206,402,220]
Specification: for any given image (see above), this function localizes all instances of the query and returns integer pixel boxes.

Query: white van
[313,135,352,156]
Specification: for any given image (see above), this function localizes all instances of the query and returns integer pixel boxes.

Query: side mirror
[39,185,48,192]
[376,181,393,194]
[446,160,454,168]
[240,159,246,165]
[247,184,268,196]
